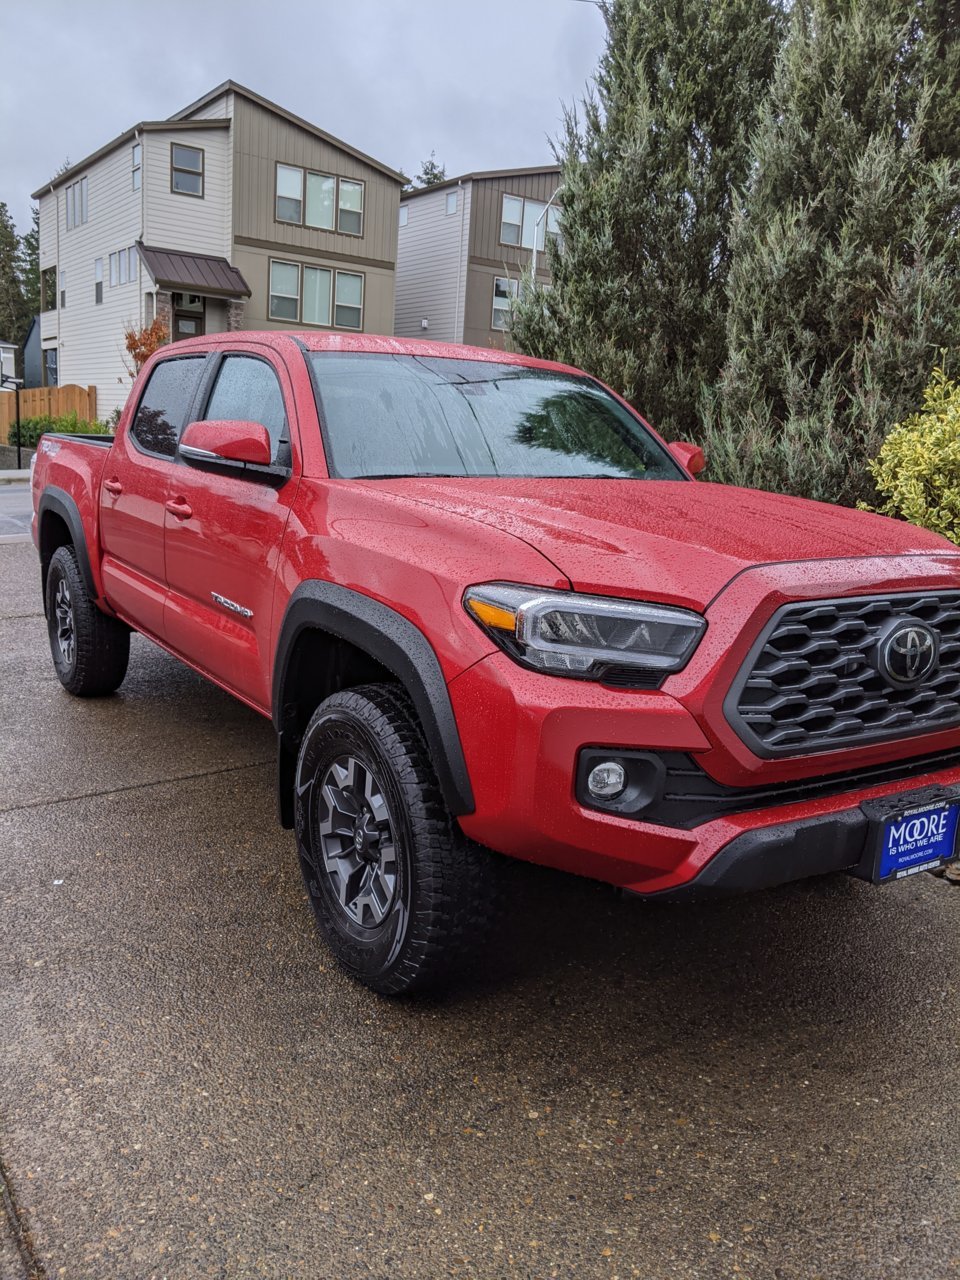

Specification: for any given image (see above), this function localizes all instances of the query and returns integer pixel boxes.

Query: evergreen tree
[0,203,27,358]
[415,151,447,187]
[19,206,40,321]
[704,0,960,506]
[510,0,783,440]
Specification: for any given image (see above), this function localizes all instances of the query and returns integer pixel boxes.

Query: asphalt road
[1,537,959,1280]
[0,483,32,540]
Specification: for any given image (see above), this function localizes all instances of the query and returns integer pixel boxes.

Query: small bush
[868,366,960,543]
[9,412,112,449]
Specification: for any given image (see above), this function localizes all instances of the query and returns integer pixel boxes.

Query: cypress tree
[704,0,960,506]
[510,0,783,441]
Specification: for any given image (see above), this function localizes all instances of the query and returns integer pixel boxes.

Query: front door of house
[172,292,205,342]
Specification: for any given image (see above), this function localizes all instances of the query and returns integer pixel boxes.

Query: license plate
[874,798,960,882]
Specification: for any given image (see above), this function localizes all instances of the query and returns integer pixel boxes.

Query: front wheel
[45,545,130,696]
[294,684,498,995]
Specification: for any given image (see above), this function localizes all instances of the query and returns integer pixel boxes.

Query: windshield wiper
[359,472,462,480]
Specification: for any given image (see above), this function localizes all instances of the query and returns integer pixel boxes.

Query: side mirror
[669,441,706,476]
[180,419,272,468]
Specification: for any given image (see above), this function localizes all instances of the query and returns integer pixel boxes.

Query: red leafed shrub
[125,318,169,371]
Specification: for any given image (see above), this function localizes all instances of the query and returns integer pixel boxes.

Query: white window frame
[305,171,337,231]
[491,276,518,331]
[499,194,523,246]
[446,190,458,216]
[337,179,365,237]
[500,193,552,251]
[109,253,118,287]
[276,164,304,224]
[132,143,142,191]
[94,258,103,304]
[171,143,204,198]
[268,259,301,321]
[398,205,408,228]
[302,265,333,327]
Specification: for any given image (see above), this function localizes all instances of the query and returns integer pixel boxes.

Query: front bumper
[448,650,960,895]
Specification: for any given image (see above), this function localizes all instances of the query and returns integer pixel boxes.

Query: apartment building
[394,166,561,350]
[33,82,405,414]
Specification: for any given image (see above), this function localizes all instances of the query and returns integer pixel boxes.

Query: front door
[172,292,205,343]
[99,354,208,639]
[163,348,300,711]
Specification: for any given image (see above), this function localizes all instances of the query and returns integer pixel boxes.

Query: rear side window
[203,355,288,463]
[131,357,205,458]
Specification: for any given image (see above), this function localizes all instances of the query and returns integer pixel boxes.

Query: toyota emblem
[876,619,939,688]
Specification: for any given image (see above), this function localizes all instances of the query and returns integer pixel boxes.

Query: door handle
[165,497,193,520]
[103,478,123,496]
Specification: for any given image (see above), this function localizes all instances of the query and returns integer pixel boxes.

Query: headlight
[463,582,706,684]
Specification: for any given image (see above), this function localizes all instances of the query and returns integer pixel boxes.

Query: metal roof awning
[137,243,251,298]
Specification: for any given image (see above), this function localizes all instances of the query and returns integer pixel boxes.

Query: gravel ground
[1,539,959,1280]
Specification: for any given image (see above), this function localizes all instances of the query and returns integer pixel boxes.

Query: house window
[546,205,561,244]
[60,269,66,309]
[145,293,155,324]
[303,266,332,326]
[171,143,204,197]
[132,143,142,191]
[41,266,57,312]
[128,246,138,282]
[334,271,363,329]
[43,348,58,386]
[276,164,304,223]
[65,177,88,230]
[338,180,364,236]
[109,253,118,287]
[399,206,408,228]
[306,172,336,230]
[269,260,300,321]
[500,195,523,246]
[119,249,128,286]
[446,190,458,215]
[491,276,518,331]
[500,194,551,251]
[94,258,103,304]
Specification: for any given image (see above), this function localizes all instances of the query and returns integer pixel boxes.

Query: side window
[203,356,289,464]
[131,357,205,458]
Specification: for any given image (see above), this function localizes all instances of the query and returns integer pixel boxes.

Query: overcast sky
[1,0,606,236]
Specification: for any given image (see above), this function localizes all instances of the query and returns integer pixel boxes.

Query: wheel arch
[273,582,475,828]
[37,487,97,607]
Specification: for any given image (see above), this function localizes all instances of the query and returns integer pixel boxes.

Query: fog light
[586,760,626,799]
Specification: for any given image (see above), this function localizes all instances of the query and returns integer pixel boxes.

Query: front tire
[294,684,497,995]
[45,545,130,696]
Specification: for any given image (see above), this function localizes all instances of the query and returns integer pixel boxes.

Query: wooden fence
[0,385,98,444]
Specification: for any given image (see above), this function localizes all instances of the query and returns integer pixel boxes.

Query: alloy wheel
[54,578,76,667]
[315,754,398,927]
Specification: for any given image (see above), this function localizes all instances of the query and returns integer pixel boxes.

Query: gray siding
[394,184,470,342]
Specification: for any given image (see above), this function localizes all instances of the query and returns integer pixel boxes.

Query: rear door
[163,347,300,711]
[99,354,207,639]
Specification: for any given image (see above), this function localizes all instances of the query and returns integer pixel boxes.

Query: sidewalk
[0,471,30,484]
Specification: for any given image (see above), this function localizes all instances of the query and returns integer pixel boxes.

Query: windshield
[308,353,685,481]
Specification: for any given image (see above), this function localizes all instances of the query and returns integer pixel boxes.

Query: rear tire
[294,683,499,995]
[45,545,130,696]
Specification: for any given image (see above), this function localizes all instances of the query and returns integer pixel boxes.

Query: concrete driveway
[1,538,959,1280]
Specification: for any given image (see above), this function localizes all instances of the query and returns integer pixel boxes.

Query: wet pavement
[1,538,959,1280]
[0,484,31,540]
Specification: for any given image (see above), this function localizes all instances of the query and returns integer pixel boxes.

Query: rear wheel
[294,684,498,995]
[45,545,130,696]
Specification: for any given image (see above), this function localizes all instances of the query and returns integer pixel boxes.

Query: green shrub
[8,412,112,449]
[868,366,960,543]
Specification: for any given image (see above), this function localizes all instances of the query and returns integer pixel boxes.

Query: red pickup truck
[32,332,960,992]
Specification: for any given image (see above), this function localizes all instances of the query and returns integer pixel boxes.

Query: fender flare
[273,581,475,820]
[37,487,98,601]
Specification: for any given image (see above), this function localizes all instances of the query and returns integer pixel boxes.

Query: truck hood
[368,477,958,610]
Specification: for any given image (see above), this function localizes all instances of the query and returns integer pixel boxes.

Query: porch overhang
[137,243,251,299]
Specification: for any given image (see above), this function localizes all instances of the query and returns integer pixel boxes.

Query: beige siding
[468,171,561,265]
[142,127,232,259]
[232,244,395,338]
[463,262,522,351]
[394,184,470,342]
[38,141,145,414]
[231,96,399,268]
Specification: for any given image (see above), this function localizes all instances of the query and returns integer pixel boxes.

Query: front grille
[726,592,960,757]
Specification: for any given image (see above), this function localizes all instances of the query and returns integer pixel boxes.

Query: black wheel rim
[316,753,398,927]
[54,578,75,667]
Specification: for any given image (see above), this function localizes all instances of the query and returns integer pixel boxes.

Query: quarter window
[337,180,364,236]
[334,272,363,329]
[131,357,205,458]
[132,143,142,191]
[269,260,300,321]
[203,356,288,462]
[171,144,204,197]
[492,276,518,331]
[276,164,304,223]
